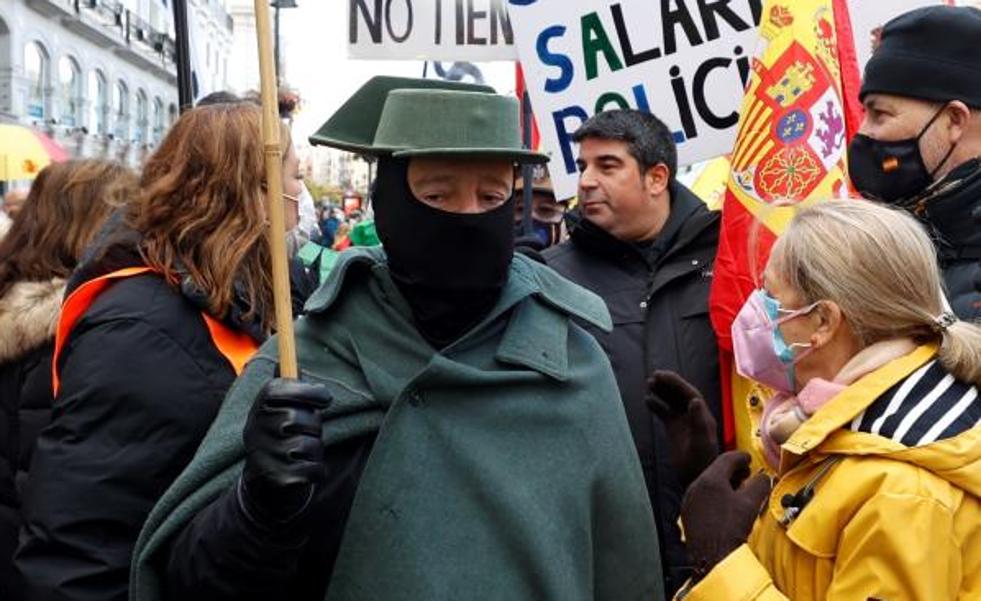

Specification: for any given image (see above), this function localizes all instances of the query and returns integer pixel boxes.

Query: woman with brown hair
[12,103,302,601]
[0,160,136,596]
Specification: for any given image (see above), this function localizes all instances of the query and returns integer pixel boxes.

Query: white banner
[847,0,944,72]
[507,0,763,200]
[348,0,518,61]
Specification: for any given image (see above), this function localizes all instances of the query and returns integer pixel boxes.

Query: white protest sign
[847,0,945,72]
[348,0,518,61]
[507,0,763,200]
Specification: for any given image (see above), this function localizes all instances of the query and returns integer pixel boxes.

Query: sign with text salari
[507,0,763,199]
[348,0,518,61]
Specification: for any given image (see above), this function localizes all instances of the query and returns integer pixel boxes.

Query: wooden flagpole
[253,0,298,378]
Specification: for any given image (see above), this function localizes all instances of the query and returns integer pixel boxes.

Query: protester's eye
[482,192,507,205]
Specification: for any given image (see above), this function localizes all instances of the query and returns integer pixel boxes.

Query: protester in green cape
[130,77,664,601]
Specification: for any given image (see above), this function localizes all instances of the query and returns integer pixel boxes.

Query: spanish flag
[709,0,863,466]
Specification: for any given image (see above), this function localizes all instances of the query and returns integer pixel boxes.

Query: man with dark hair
[195,90,241,107]
[848,5,981,320]
[544,108,722,595]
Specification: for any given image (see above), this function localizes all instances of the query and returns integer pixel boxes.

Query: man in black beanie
[848,5,981,320]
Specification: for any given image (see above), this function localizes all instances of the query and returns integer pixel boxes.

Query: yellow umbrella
[0,123,70,181]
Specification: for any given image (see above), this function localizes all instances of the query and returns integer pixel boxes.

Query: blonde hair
[770,200,981,386]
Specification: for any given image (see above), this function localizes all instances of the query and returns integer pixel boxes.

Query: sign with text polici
[507,0,763,199]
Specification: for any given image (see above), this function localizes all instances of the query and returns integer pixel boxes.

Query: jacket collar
[781,344,938,457]
[913,158,981,255]
[305,247,611,381]
[567,180,715,269]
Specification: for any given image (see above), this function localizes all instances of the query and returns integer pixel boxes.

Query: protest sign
[348,0,518,61]
[507,0,763,199]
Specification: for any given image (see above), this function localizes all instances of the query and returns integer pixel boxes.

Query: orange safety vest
[52,266,259,396]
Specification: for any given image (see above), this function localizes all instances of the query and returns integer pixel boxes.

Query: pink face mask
[731,290,818,394]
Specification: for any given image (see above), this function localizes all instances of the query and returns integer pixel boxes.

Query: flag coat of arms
[709,0,863,464]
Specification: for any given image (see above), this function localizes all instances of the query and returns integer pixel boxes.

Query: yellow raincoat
[683,344,981,600]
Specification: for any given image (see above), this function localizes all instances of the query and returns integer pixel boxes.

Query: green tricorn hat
[310,76,548,165]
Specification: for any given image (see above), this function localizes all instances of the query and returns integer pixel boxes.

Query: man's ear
[644,163,671,197]
[945,101,973,145]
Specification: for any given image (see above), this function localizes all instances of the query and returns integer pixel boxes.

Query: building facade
[303,142,371,197]
[0,0,232,169]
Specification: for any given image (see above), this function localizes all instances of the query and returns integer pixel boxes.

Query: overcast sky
[278,2,517,144]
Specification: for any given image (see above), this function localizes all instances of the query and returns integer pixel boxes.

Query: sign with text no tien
[348,0,518,61]
[508,0,763,200]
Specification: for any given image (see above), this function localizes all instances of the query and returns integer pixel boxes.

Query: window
[168,103,177,127]
[88,70,108,135]
[58,56,81,126]
[113,80,129,139]
[25,42,49,119]
[135,89,148,143]
[152,96,164,143]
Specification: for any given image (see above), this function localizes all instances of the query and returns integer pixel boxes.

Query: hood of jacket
[69,211,268,342]
[0,277,65,363]
[781,344,981,497]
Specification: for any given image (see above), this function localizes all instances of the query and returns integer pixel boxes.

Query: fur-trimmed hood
[0,278,65,363]
[0,212,11,240]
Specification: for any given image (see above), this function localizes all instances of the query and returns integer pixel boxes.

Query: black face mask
[848,105,957,205]
[372,158,515,348]
[514,221,562,249]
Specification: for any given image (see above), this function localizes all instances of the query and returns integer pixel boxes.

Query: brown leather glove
[681,451,772,582]
[646,370,720,489]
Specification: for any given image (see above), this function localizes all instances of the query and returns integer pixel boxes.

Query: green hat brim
[309,76,494,153]
[390,147,549,165]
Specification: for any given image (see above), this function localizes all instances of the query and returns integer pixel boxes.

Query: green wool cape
[130,248,664,601]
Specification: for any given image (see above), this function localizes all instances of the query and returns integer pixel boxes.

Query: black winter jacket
[912,158,981,321]
[543,182,722,594]
[11,237,264,601]
[0,278,63,597]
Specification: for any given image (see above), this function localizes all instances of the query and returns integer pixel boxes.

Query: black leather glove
[681,451,771,581]
[239,378,332,526]
[646,370,720,489]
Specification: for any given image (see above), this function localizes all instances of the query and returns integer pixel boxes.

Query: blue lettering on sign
[536,25,574,93]
[551,105,590,174]
[508,0,538,4]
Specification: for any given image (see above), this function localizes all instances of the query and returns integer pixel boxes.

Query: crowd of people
[0,5,979,601]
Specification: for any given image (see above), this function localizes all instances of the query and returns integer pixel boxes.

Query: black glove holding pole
[645,370,720,490]
[239,378,332,526]
[681,451,772,582]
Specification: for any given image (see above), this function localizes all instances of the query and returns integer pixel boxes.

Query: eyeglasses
[282,192,300,205]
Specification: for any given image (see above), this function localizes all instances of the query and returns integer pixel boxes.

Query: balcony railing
[26,0,178,71]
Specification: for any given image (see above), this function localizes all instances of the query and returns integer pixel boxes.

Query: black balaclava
[372,157,515,348]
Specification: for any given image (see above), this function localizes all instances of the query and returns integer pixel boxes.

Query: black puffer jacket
[11,232,265,601]
[543,182,721,595]
[911,158,981,321]
[0,277,63,597]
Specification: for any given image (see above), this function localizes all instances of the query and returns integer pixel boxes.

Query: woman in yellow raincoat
[672,200,981,600]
